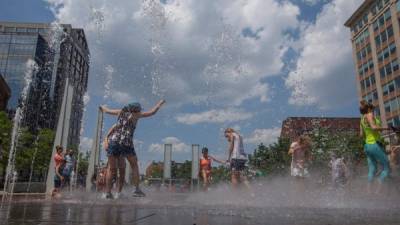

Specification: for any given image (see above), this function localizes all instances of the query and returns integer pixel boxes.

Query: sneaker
[132,189,146,197]
[101,192,113,199]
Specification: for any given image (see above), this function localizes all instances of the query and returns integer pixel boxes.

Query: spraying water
[103,65,114,100]
[2,59,37,202]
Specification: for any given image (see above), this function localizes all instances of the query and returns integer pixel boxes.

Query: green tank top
[360,115,382,144]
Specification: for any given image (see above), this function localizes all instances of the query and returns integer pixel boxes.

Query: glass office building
[0,22,90,148]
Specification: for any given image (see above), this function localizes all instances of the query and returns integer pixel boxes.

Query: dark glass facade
[0,32,52,129]
[0,22,90,148]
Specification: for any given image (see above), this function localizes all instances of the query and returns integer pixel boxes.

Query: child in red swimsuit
[200,147,223,191]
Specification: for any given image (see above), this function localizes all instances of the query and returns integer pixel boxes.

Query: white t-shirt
[232,133,247,160]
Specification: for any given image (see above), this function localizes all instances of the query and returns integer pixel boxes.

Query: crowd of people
[51,99,400,199]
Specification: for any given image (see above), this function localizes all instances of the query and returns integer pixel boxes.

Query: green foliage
[308,127,364,170]
[77,151,89,175]
[14,128,55,180]
[211,165,230,182]
[172,160,191,179]
[248,138,291,175]
[0,111,12,177]
[249,129,364,177]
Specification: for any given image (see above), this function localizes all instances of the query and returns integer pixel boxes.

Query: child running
[101,100,165,199]
[359,100,390,194]
[52,146,65,198]
[199,147,223,191]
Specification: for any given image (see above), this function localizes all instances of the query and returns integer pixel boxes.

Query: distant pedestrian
[288,135,312,192]
[329,152,348,189]
[62,149,76,189]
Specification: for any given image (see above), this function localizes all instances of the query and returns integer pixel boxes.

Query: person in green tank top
[359,100,390,193]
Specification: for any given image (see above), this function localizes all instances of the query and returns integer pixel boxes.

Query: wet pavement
[1,191,400,225]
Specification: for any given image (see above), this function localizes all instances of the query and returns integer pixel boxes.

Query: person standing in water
[52,146,65,198]
[62,149,76,190]
[359,100,390,193]
[288,135,312,192]
[101,100,165,199]
[224,128,249,188]
[199,147,224,191]
[102,124,127,199]
[329,152,348,189]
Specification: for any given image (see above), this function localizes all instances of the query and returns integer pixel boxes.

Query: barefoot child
[199,147,223,190]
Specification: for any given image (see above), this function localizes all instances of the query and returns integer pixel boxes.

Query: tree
[77,151,89,175]
[14,128,55,181]
[248,138,291,175]
[211,165,230,183]
[0,111,12,183]
[173,160,191,180]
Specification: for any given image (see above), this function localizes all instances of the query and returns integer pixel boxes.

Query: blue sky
[0,0,363,169]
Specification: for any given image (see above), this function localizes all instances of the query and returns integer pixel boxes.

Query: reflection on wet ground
[1,190,400,225]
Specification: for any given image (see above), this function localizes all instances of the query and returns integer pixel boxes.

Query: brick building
[280,117,360,142]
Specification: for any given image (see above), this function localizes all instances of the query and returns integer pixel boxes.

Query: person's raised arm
[100,105,121,116]
[210,156,224,164]
[140,100,166,118]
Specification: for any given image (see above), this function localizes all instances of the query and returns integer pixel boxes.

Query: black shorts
[230,159,247,172]
[54,176,62,188]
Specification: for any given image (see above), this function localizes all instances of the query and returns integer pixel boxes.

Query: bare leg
[231,171,240,189]
[201,170,208,191]
[117,156,126,193]
[105,156,117,193]
[126,155,140,189]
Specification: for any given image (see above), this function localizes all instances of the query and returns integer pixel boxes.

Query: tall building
[280,117,360,142]
[345,0,400,127]
[0,21,90,148]
[0,74,11,111]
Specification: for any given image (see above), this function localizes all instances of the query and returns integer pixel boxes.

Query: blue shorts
[107,141,136,157]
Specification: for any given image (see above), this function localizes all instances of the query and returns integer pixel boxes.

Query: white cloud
[44,0,300,108]
[111,90,133,105]
[286,0,362,109]
[148,136,189,154]
[301,0,328,6]
[79,137,93,152]
[176,108,253,125]
[244,127,281,145]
